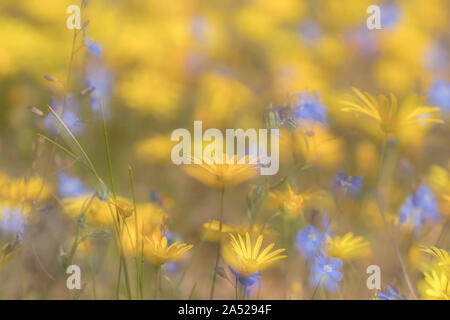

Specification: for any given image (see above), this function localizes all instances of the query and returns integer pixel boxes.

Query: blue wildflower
[295,225,326,260]
[150,189,163,207]
[309,253,343,292]
[429,79,450,111]
[83,27,101,56]
[229,267,261,297]
[399,184,441,231]
[424,43,448,72]
[85,64,112,113]
[58,172,91,198]
[0,206,26,238]
[293,91,328,124]
[380,3,402,29]
[44,98,83,136]
[377,285,406,300]
[297,21,322,46]
[334,171,363,197]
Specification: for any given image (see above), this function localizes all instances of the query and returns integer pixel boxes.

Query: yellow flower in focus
[144,227,193,267]
[340,87,443,134]
[326,232,371,262]
[184,154,259,188]
[269,183,306,217]
[422,270,450,300]
[420,246,450,273]
[224,232,287,277]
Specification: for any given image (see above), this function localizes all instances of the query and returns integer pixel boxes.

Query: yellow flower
[0,174,52,206]
[224,232,287,277]
[420,246,450,273]
[184,154,259,188]
[201,220,241,242]
[202,220,277,243]
[114,198,134,218]
[63,195,166,228]
[269,183,306,217]
[422,270,450,300]
[340,87,443,134]
[326,232,371,262]
[144,227,193,266]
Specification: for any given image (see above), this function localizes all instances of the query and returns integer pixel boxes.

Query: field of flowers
[0,0,449,300]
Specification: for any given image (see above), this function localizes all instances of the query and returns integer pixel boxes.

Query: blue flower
[83,27,101,56]
[424,43,448,72]
[399,184,441,231]
[428,79,450,111]
[309,253,343,292]
[163,262,179,273]
[229,267,261,297]
[377,285,406,300]
[0,206,26,238]
[295,225,326,260]
[58,172,91,198]
[150,189,163,206]
[85,64,113,113]
[334,171,363,197]
[293,91,328,124]
[380,3,402,29]
[44,98,83,136]
[297,21,322,46]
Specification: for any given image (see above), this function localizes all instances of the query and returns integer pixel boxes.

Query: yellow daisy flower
[184,154,259,188]
[224,232,287,277]
[143,227,193,266]
[269,183,307,217]
[326,232,371,262]
[422,270,450,300]
[340,87,443,134]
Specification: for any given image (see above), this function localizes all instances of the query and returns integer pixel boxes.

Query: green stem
[376,137,418,299]
[209,184,225,299]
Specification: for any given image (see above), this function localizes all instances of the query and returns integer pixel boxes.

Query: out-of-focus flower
[326,232,370,262]
[334,171,363,197]
[114,198,134,218]
[422,270,449,300]
[340,87,443,135]
[201,220,240,243]
[292,91,328,125]
[224,232,287,277]
[377,285,406,300]
[229,267,261,297]
[0,205,26,237]
[269,183,308,217]
[58,172,91,198]
[295,225,326,260]
[380,3,402,29]
[399,184,441,231]
[63,195,165,228]
[309,253,343,292]
[0,174,52,206]
[143,226,193,267]
[83,27,102,57]
[427,164,450,217]
[135,134,176,164]
[44,98,83,136]
[184,154,259,188]
[428,79,450,111]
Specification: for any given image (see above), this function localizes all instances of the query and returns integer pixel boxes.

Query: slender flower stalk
[209,184,225,299]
